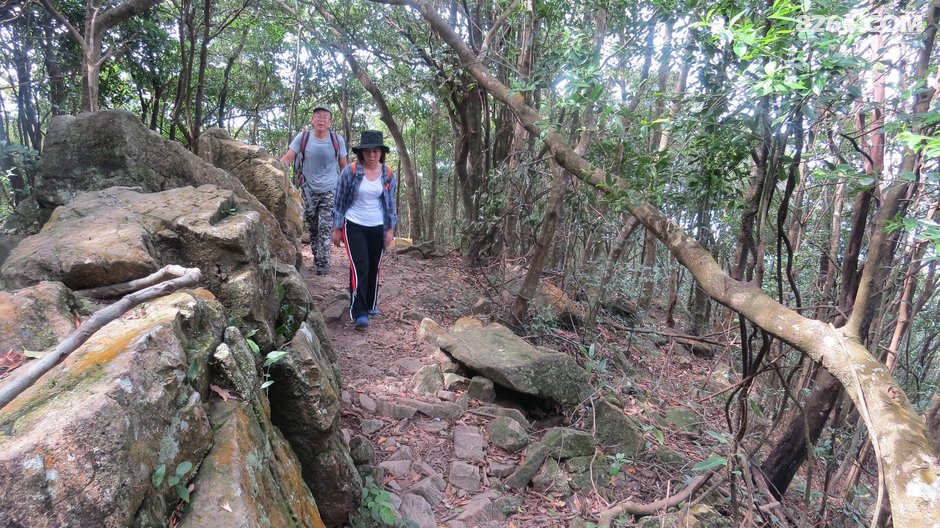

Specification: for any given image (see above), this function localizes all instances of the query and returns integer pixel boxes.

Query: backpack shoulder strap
[330,130,340,160]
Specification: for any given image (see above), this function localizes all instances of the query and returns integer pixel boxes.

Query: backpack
[293,129,341,187]
[349,162,395,191]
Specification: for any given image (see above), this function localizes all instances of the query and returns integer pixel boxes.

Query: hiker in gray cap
[281,105,348,275]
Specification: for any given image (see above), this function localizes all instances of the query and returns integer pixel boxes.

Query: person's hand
[385,230,394,248]
[332,228,344,247]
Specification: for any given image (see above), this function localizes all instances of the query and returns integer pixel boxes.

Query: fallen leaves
[210,384,234,401]
[0,349,24,378]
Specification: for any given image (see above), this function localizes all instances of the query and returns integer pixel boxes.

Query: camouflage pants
[303,189,335,272]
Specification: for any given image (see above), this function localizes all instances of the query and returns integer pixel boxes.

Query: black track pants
[341,220,384,320]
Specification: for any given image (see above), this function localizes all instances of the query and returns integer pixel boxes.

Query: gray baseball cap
[312,104,332,115]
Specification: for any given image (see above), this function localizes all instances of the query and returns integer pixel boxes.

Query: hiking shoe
[354,315,370,329]
[368,308,380,317]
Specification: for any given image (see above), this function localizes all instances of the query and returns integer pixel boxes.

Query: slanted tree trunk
[390,1,940,522]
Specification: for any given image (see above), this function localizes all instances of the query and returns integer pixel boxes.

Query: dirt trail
[298,243,728,527]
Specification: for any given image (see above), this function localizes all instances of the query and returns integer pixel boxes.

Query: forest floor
[298,242,841,527]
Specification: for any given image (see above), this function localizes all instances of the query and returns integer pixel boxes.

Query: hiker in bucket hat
[280,104,348,275]
[331,130,398,330]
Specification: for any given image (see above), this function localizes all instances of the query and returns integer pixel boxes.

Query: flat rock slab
[454,425,487,461]
[438,323,591,404]
[486,416,529,453]
[448,461,481,492]
[376,400,418,420]
[399,493,436,528]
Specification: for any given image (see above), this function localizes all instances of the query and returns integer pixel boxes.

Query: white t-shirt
[344,176,384,227]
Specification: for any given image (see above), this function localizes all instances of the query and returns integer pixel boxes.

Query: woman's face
[361,147,382,165]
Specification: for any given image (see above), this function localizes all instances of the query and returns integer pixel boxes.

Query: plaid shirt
[332,162,398,231]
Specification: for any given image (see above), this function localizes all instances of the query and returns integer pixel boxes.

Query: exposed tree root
[596,472,713,527]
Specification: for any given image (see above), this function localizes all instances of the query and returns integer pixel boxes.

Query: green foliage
[349,476,399,527]
[259,350,289,390]
[151,460,194,503]
[607,452,629,478]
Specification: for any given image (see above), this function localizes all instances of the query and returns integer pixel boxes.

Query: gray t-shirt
[288,131,348,193]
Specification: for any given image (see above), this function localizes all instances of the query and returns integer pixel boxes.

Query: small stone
[408,477,444,506]
[478,406,530,430]
[456,495,504,524]
[409,365,444,394]
[470,298,494,314]
[531,457,569,494]
[663,405,702,435]
[399,494,436,528]
[418,318,447,343]
[376,400,418,420]
[396,357,426,375]
[379,460,413,478]
[359,393,377,412]
[454,425,486,461]
[387,445,415,461]
[448,461,481,492]
[486,416,529,453]
[541,428,595,459]
[430,348,460,372]
[468,376,496,402]
[451,316,483,332]
[417,421,448,434]
[403,310,428,322]
[437,390,458,402]
[488,461,516,478]
[361,418,385,434]
[443,373,470,391]
[341,390,352,404]
[349,436,376,465]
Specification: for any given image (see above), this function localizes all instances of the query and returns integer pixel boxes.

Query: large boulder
[179,401,326,528]
[268,318,359,526]
[0,281,77,353]
[437,323,591,404]
[0,186,280,347]
[198,127,304,253]
[0,290,223,527]
[34,110,298,266]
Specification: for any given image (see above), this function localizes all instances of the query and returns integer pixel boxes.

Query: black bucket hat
[352,130,390,154]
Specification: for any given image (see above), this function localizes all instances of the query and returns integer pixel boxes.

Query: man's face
[311,110,332,131]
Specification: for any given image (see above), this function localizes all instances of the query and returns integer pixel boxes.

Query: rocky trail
[299,242,736,528]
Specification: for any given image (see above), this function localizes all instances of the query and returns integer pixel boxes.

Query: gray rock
[566,456,607,491]
[399,397,464,420]
[486,416,529,453]
[349,436,376,465]
[454,425,487,461]
[468,376,496,402]
[376,400,418,420]
[456,495,506,524]
[33,110,297,266]
[418,318,447,344]
[388,445,415,461]
[504,443,549,490]
[531,457,569,494]
[438,323,591,404]
[443,372,470,391]
[397,357,426,375]
[409,477,444,506]
[585,397,644,456]
[663,405,702,435]
[471,298,494,314]
[403,310,428,321]
[399,494,436,528]
[488,462,516,478]
[478,406,530,430]
[409,365,444,394]
[361,418,385,434]
[379,460,413,478]
[542,428,596,459]
[359,393,377,412]
[448,461,482,492]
